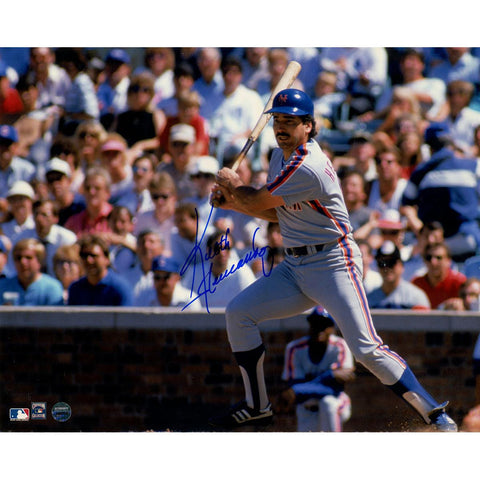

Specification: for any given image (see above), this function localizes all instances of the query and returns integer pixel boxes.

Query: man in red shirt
[412,242,466,309]
[0,61,23,124]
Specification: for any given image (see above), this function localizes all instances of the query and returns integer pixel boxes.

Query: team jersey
[282,333,353,383]
[266,140,352,247]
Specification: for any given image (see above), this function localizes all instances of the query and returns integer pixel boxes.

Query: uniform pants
[226,234,406,386]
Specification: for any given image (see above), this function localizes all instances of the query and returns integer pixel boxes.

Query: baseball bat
[230,60,302,171]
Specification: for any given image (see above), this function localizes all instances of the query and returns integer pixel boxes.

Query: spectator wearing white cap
[99,133,134,206]
[0,125,36,197]
[157,123,197,201]
[1,180,36,277]
[184,155,220,237]
[44,157,86,226]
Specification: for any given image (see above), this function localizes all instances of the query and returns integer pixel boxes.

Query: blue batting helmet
[266,88,314,116]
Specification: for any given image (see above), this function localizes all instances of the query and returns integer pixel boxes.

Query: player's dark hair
[301,114,318,140]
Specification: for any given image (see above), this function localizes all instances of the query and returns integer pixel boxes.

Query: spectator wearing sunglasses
[411,241,466,309]
[134,254,200,310]
[68,233,132,306]
[157,123,197,201]
[133,171,177,256]
[115,72,163,154]
[367,240,430,310]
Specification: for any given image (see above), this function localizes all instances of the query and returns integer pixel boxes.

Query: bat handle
[231,137,255,171]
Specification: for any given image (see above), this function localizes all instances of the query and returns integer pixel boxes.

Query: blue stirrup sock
[234,344,269,411]
[388,366,443,424]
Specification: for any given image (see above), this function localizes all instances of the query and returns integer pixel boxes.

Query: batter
[209,88,457,432]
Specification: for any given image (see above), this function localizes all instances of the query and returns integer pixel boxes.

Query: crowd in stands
[1,46,480,314]
[1,46,480,429]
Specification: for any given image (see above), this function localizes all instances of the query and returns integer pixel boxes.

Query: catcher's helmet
[266,88,314,116]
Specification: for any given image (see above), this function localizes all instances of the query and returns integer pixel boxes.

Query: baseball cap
[105,48,131,65]
[190,156,219,176]
[101,139,127,153]
[424,122,452,148]
[375,240,401,265]
[46,157,72,178]
[348,130,372,145]
[0,125,18,143]
[151,255,180,274]
[6,180,35,200]
[378,209,404,231]
[307,306,335,331]
[169,124,196,144]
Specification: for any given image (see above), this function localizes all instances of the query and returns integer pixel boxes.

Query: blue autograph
[180,205,274,312]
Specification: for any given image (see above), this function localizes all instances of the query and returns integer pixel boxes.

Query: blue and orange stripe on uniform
[267,144,308,193]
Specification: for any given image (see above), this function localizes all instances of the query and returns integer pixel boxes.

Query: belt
[285,243,325,257]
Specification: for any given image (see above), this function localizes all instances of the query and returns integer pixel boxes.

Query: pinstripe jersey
[266,140,352,247]
[282,334,353,382]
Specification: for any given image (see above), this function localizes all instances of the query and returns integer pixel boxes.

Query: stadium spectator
[96,48,131,128]
[436,80,480,155]
[184,155,219,238]
[312,71,346,128]
[15,199,77,276]
[401,123,480,261]
[340,169,375,239]
[156,62,196,118]
[279,306,354,432]
[333,131,378,192]
[441,276,480,312]
[68,233,132,306]
[64,166,113,237]
[192,47,224,125]
[395,130,425,179]
[367,146,407,218]
[129,229,164,299]
[99,133,133,206]
[13,74,58,167]
[428,48,480,86]
[52,243,83,304]
[115,152,156,215]
[375,49,446,121]
[367,240,431,310]
[1,180,36,277]
[402,220,445,281]
[133,171,177,256]
[157,123,197,201]
[159,90,209,158]
[50,135,84,193]
[208,55,264,165]
[240,47,270,90]
[25,47,70,109]
[44,157,86,227]
[0,60,24,124]
[106,205,137,276]
[0,125,36,196]
[114,71,162,154]
[0,237,64,306]
[134,254,200,310]
[73,119,108,174]
[411,242,466,309]
[139,48,175,105]
[55,47,100,133]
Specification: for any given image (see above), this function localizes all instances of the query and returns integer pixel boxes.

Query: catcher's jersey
[266,140,352,248]
[282,334,353,382]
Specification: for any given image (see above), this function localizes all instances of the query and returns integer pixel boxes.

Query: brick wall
[1,309,478,432]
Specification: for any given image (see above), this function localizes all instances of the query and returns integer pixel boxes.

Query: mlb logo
[9,408,30,421]
[31,402,47,420]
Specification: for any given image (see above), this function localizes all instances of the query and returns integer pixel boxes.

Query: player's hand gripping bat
[211,60,302,207]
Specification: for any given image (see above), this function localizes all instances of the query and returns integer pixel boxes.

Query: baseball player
[280,306,354,432]
[209,88,457,432]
